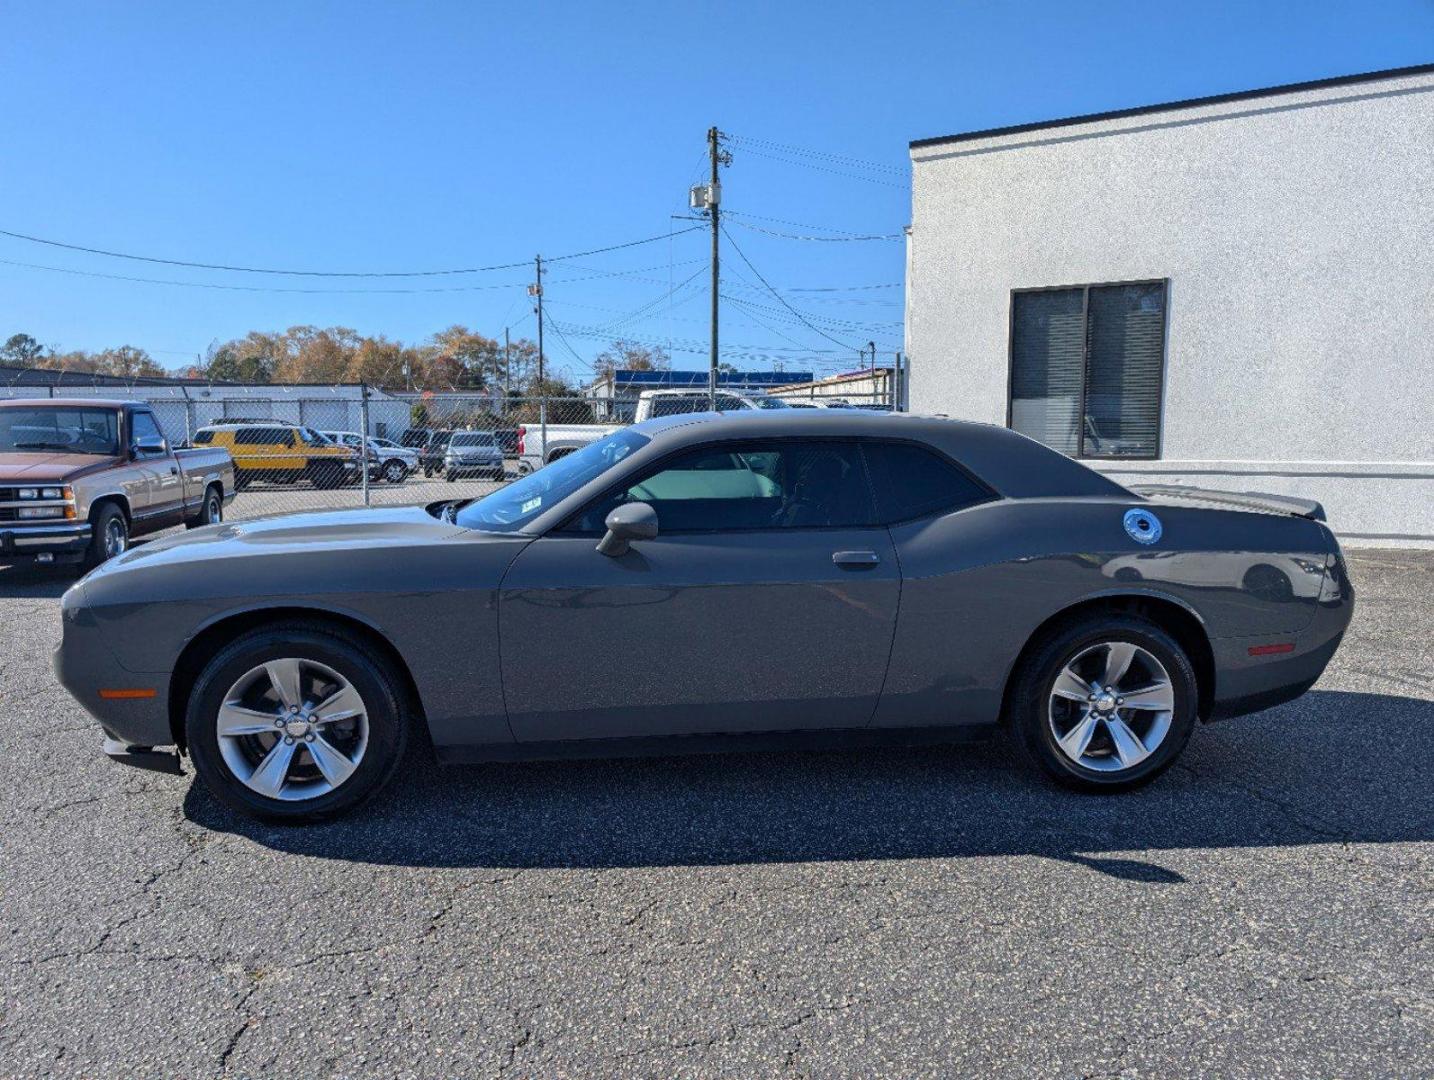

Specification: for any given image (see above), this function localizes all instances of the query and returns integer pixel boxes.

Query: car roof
[0,397,140,409]
[628,410,1132,500]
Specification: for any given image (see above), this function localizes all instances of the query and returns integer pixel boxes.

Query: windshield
[0,406,120,455]
[298,427,331,446]
[451,432,495,447]
[750,395,789,410]
[454,429,649,532]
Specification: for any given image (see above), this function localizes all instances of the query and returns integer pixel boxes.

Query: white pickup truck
[516,388,789,473]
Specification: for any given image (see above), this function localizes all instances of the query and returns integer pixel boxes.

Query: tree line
[3,327,672,394]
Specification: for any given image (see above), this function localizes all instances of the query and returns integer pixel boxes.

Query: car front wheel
[1008,614,1198,792]
[185,624,409,822]
[383,459,407,483]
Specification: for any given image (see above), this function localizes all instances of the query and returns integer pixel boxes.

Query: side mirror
[132,433,167,456]
[597,502,658,557]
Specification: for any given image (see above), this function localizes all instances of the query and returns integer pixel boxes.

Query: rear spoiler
[1131,484,1326,522]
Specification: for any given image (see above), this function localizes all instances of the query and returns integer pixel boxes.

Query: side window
[862,442,993,523]
[192,430,214,444]
[271,428,295,447]
[569,441,874,533]
[129,411,165,451]
[649,396,699,418]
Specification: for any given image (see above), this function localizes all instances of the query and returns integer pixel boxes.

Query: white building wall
[907,68,1434,546]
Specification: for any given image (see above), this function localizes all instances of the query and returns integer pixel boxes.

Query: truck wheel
[185,623,410,822]
[311,464,343,490]
[234,469,251,491]
[186,485,223,529]
[383,459,406,483]
[445,471,456,483]
[82,503,128,572]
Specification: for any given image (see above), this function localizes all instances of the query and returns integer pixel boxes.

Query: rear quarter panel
[874,497,1330,729]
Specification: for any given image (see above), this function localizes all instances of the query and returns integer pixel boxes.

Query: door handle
[832,550,880,568]
[169,467,179,476]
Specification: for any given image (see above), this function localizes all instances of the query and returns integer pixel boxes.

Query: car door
[125,410,183,527]
[498,439,901,743]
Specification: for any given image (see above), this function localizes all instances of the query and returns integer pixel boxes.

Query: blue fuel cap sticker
[1123,508,1163,545]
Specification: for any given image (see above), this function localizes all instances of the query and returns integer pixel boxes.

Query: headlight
[17,488,37,499]
[18,506,65,519]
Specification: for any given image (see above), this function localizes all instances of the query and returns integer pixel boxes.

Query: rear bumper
[1207,552,1354,721]
[0,521,91,563]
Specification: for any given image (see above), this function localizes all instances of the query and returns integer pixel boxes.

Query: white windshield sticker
[521,497,542,514]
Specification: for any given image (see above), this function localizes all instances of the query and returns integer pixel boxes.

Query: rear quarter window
[192,430,214,444]
[862,442,994,523]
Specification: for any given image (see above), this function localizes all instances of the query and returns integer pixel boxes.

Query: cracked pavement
[0,549,1430,1078]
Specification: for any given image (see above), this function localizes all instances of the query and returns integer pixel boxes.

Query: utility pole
[867,341,876,374]
[699,126,730,410]
[531,256,547,452]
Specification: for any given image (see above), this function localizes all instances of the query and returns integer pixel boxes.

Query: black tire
[422,464,434,478]
[383,459,406,483]
[185,484,223,529]
[310,463,344,490]
[234,468,251,491]
[82,502,128,572]
[1007,614,1198,793]
[445,471,456,483]
[185,623,410,823]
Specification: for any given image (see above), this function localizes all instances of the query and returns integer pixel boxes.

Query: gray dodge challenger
[55,411,1353,822]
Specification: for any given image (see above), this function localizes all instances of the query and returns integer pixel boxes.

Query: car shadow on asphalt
[184,688,1433,880]
[0,565,75,598]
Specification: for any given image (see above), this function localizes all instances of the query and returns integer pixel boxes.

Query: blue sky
[1,1,1428,381]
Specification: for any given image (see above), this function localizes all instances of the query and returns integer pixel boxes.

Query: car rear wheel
[186,624,409,822]
[1008,614,1197,792]
[383,459,406,483]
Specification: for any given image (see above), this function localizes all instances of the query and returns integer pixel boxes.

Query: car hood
[0,451,121,483]
[94,505,476,573]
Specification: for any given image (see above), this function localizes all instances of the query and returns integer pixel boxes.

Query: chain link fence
[1,378,897,525]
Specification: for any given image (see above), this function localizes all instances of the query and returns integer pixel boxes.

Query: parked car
[322,431,416,483]
[514,390,795,474]
[0,398,234,571]
[783,398,853,409]
[193,422,360,490]
[493,428,520,457]
[55,410,1352,822]
[417,430,455,477]
[444,430,505,482]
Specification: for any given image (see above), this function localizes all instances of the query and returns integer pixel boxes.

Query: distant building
[0,366,411,443]
[906,64,1434,547]
[766,367,898,408]
[584,369,815,421]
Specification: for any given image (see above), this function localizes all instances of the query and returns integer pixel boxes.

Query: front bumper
[0,521,91,564]
[445,458,505,475]
[54,591,175,748]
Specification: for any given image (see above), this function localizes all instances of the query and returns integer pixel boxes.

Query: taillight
[517,426,526,455]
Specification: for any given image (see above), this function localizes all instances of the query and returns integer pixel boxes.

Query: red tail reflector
[517,426,526,455]
[99,688,158,699]
[1248,643,1296,657]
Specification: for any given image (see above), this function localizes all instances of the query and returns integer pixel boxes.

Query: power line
[0,224,704,278]
[720,226,863,354]
[724,209,902,237]
[725,219,902,242]
[725,134,908,175]
[729,146,909,189]
[0,257,537,295]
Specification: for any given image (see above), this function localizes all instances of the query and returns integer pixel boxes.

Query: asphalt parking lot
[0,549,1429,1078]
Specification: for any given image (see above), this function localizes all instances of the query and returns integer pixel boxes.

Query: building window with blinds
[1008,281,1167,460]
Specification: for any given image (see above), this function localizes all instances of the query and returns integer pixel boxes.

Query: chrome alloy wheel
[215,658,369,801]
[104,516,127,558]
[1047,641,1175,773]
